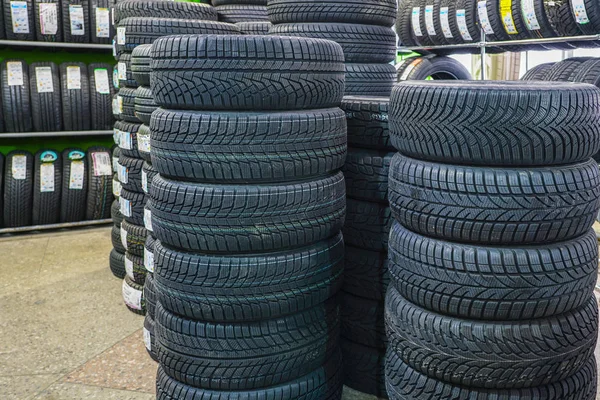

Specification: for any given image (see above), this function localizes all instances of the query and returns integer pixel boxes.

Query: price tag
[120,131,132,150]
[40,163,55,192]
[521,0,540,30]
[456,9,473,40]
[69,161,84,189]
[144,246,154,273]
[94,68,110,94]
[143,327,151,351]
[141,169,148,193]
[39,3,58,35]
[36,67,54,93]
[118,163,128,184]
[477,1,495,35]
[144,208,153,232]
[112,178,122,197]
[7,61,24,86]
[572,0,590,24]
[12,155,27,180]
[425,5,436,35]
[122,280,142,310]
[125,256,134,279]
[95,7,110,38]
[137,132,151,153]
[440,7,453,38]
[117,26,126,44]
[120,196,131,217]
[92,152,112,176]
[69,5,85,35]
[10,1,30,34]
[66,66,81,89]
[118,62,127,80]
[411,7,423,36]
[120,224,128,249]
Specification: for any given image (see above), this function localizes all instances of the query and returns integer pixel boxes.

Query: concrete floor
[0,226,597,399]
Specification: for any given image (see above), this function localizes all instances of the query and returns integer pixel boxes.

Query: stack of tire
[267,0,397,97]
[211,0,271,34]
[148,34,347,398]
[385,80,600,399]
[339,96,392,398]
[396,55,472,80]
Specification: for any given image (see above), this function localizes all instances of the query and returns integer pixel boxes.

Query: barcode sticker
[92,152,112,176]
[69,161,84,189]
[12,155,27,179]
[40,163,55,192]
[120,224,128,249]
[36,67,54,93]
[11,2,30,34]
[69,5,85,35]
[95,7,110,38]
[39,3,58,35]
[144,246,154,273]
[66,66,81,89]
[7,61,24,86]
[412,7,423,36]
[144,208,153,232]
[122,279,142,310]
[120,196,131,217]
[94,68,110,94]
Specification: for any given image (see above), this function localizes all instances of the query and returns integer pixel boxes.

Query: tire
[32,149,62,226]
[115,0,217,23]
[60,148,88,222]
[62,0,90,43]
[151,35,344,111]
[60,62,91,131]
[2,59,32,133]
[143,314,157,362]
[213,0,266,5]
[89,0,115,44]
[34,0,62,41]
[122,274,145,315]
[341,96,393,150]
[385,351,597,400]
[88,63,115,130]
[396,0,417,46]
[141,161,156,195]
[29,62,62,132]
[150,107,346,183]
[478,0,510,43]
[454,0,481,44]
[522,0,576,50]
[341,339,386,398]
[143,234,155,273]
[4,0,34,40]
[120,219,147,257]
[344,246,389,301]
[86,146,113,220]
[235,21,271,34]
[109,248,126,278]
[112,173,121,199]
[155,300,339,390]
[343,199,391,251]
[410,2,433,46]
[344,63,396,96]
[569,0,600,34]
[571,59,600,87]
[144,271,155,318]
[154,233,344,322]
[389,81,600,166]
[269,23,396,63]
[149,172,345,253]
[120,187,145,225]
[505,0,533,40]
[521,62,555,79]
[117,87,139,123]
[133,86,157,125]
[341,292,385,349]
[545,57,593,81]
[125,251,146,285]
[111,225,125,253]
[155,351,343,400]
[397,56,472,79]
[343,148,393,202]
[131,44,151,86]
[4,150,33,227]
[389,154,600,245]
[137,127,151,164]
[117,53,136,88]
[111,198,123,226]
[423,0,449,45]
[385,286,598,389]
[388,221,598,320]
[267,0,397,26]
[117,153,144,192]
[437,0,460,44]
[215,4,268,22]
[114,120,141,158]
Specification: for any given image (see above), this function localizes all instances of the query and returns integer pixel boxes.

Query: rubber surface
[344,63,395,96]
[341,339,387,398]
[4,0,34,40]
[115,0,217,23]
[131,44,151,86]
[4,150,33,227]
[60,148,88,222]
[86,146,113,220]
[133,86,157,125]
[341,96,392,150]
[341,292,385,349]
[235,21,271,34]
[344,245,389,301]
[89,0,115,44]
[2,59,32,133]
[29,62,62,132]
[34,0,62,42]
[343,147,393,202]
[62,0,89,43]
[110,248,126,279]
[121,219,147,257]
[215,4,268,23]
[60,62,91,131]
[88,63,115,130]
[343,198,391,251]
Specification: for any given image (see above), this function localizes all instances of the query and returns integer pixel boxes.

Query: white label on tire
[521,0,541,30]
[425,5,436,35]
[144,208,153,232]
[144,247,154,273]
[95,7,110,38]
[112,39,116,57]
[11,2,29,34]
[572,0,590,24]
[411,7,423,36]
[141,169,148,193]
[122,280,142,310]
[399,58,424,80]
[12,155,27,179]
[92,152,112,176]
[118,163,128,184]
[112,98,120,116]
[143,327,151,351]
[120,131,132,150]
[69,160,84,189]
[456,9,473,40]
[39,3,58,35]
[35,67,54,93]
[120,224,128,250]
[94,68,110,94]
[477,1,495,34]
[117,95,123,113]
[66,66,81,89]
[137,133,151,153]
[113,128,121,146]
[118,62,126,81]
[69,5,85,35]
[440,7,453,38]
[120,197,131,217]
[40,163,55,192]
[7,61,24,86]
[113,178,121,197]
[501,0,518,34]
[125,256,134,279]
[117,26,126,44]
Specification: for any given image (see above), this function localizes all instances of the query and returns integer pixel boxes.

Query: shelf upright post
[480,28,486,80]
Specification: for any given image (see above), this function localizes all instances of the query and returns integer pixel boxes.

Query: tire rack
[0,40,112,50]
[399,33,600,79]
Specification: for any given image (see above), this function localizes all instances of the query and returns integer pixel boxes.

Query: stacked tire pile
[148,34,347,398]
[522,57,600,85]
[268,0,398,96]
[3,146,112,228]
[396,55,471,80]
[211,0,271,34]
[0,59,114,132]
[385,80,600,399]
[339,96,392,398]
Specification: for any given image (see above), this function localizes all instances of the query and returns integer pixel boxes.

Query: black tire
[29,62,62,132]
[117,153,143,192]
[131,44,151,86]
[436,0,460,44]
[4,0,34,40]
[4,150,33,227]
[149,172,345,253]
[141,161,156,194]
[88,63,115,130]
[111,198,123,226]
[133,86,157,125]
[389,154,600,245]
[215,4,268,22]
[343,148,393,202]
[396,0,417,47]
[385,286,598,389]
[155,351,343,399]
[341,339,386,398]
[122,274,145,315]
[143,314,157,362]
[89,0,115,44]
[341,292,385,349]
[341,96,393,150]
[120,187,145,225]
[125,251,146,285]
[572,59,600,86]
[111,225,125,253]
[2,59,32,133]
[389,81,600,166]
[235,21,271,34]
[154,233,343,322]
[423,0,449,45]
[389,221,598,320]
[343,199,391,252]
[521,62,555,80]
[344,63,396,96]
[213,0,266,5]
[118,87,139,123]
[62,0,90,43]
[151,34,344,111]
[120,219,147,257]
[86,146,113,220]
[478,0,510,43]
[505,0,533,40]
[137,126,151,163]
[269,22,396,63]
[34,0,62,41]
[115,0,217,23]
[109,248,126,278]
[267,0,397,26]
[155,300,339,390]
[569,0,600,34]
[60,148,88,222]
[397,56,472,79]
[545,57,593,81]
[150,107,346,183]
[143,234,155,273]
[546,0,587,45]
[409,2,432,46]
[344,246,389,302]
[117,53,136,88]
[385,351,597,400]
[60,62,91,131]
[114,120,141,158]
[144,271,156,319]
[454,0,481,44]
[522,0,576,50]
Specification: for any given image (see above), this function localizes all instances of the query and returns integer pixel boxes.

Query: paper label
[36,67,54,93]
[522,0,541,29]
[120,131,132,150]
[500,0,518,33]
[144,246,154,272]
[113,128,121,145]
[113,178,121,197]
[112,152,119,171]
[117,95,123,113]
[572,0,590,24]
[66,66,81,89]
[118,163,128,184]
[112,98,120,116]
[125,257,133,279]
[95,7,110,38]
[456,9,473,40]
[94,68,110,94]
[12,155,27,179]
[113,67,119,89]
[478,1,495,34]
[11,2,30,34]
[141,169,148,193]
[144,208,153,232]
[137,133,151,153]
[39,3,58,35]
[69,5,85,35]
[7,61,24,86]
[112,39,117,57]
[122,280,142,310]
[118,62,127,80]
[120,196,131,217]
[120,225,128,249]
[92,152,112,176]
[440,7,453,38]
[40,163,55,192]
[143,327,151,350]
[399,58,424,80]
[411,7,423,36]
[117,26,126,44]
[69,161,84,189]
[425,5,436,35]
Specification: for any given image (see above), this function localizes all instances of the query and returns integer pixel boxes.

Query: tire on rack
[436,0,461,45]
[34,0,62,42]
[62,0,90,43]
[342,96,392,150]
[120,187,145,225]
[397,56,472,80]
[134,86,157,125]
[114,120,141,158]
[572,58,600,86]
[396,0,417,46]
[86,146,113,220]
[120,219,147,257]
[544,57,593,81]
[117,53,136,88]
[4,0,34,40]
[213,0,266,5]
[122,274,145,315]
[344,246,389,301]
[60,62,91,131]
[341,339,386,398]
[521,62,555,79]
[131,44,151,86]
[569,0,600,35]
[144,314,157,361]
[150,107,347,183]
[117,87,139,123]
[215,4,268,22]
[89,0,114,44]
[344,63,396,96]
[343,148,393,202]
[29,62,62,132]
[4,150,33,227]
[2,59,32,133]
[151,34,344,111]
[343,199,392,251]
[423,0,448,45]
[88,63,115,130]
[60,148,88,222]
[235,21,271,34]
[125,251,147,285]
[109,248,126,278]
[115,0,217,23]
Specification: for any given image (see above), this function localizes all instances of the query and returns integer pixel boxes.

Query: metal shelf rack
[0,130,113,139]
[0,40,112,50]
[0,219,113,235]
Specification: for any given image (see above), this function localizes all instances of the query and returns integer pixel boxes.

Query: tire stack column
[385,80,600,399]
[211,0,271,33]
[148,34,347,398]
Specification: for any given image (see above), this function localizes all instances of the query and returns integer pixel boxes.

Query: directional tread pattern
[121,220,147,257]
[60,148,88,223]
[343,147,393,202]
[60,63,91,131]
[86,146,113,220]
[134,86,157,125]
[114,120,142,158]
[110,248,126,279]
[118,153,144,192]
[215,4,268,22]
[4,151,33,227]
[118,87,140,123]
[341,339,387,398]
[344,246,389,301]
[29,62,62,132]
[344,63,395,97]
[235,21,271,34]
[343,198,392,251]
[131,44,152,86]
[341,292,386,349]
[115,0,217,23]
[125,251,147,285]
[118,53,136,88]
[120,187,146,225]
[341,96,392,150]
